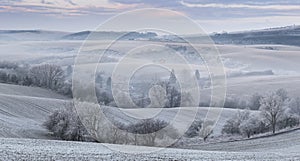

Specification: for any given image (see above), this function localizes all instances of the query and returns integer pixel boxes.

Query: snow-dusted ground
[1,38,300,160]
[0,94,68,138]
[0,83,238,140]
[0,83,68,138]
[1,40,300,73]
[1,83,299,160]
[0,85,238,139]
[1,40,300,97]
[1,137,299,161]
[203,75,300,99]
[119,107,246,136]
[186,128,300,153]
[0,83,67,99]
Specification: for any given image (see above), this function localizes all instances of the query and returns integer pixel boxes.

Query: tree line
[222,89,300,138]
[0,61,72,96]
[94,69,194,108]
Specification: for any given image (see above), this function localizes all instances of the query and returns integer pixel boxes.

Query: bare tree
[249,93,263,110]
[259,92,285,134]
[148,85,167,108]
[126,119,176,146]
[43,103,91,141]
[200,121,214,141]
[222,110,250,135]
[185,119,203,138]
[289,97,300,117]
[29,64,64,90]
[195,69,200,81]
[276,88,289,102]
[239,114,260,138]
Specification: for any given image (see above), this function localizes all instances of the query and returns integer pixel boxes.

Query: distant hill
[0,30,70,41]
[0,30,158,41]
[210,25,300,46]
[2,25,299,45]
[61,31,158,40]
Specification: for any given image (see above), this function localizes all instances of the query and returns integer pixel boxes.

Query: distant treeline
[211,26,300,46]
[0,61,72,96]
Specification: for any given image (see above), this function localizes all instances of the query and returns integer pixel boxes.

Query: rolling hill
[0,30,70,41]
[0,79,299,160]
[0,130,299,160]
[0,83,68,138]
[210,25,300,46]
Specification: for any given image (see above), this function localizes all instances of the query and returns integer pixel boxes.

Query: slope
[0,136,299,160]
[186,128,300,154]
[0,83,69,138]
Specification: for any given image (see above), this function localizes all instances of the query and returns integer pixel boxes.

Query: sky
[0,0,300,33]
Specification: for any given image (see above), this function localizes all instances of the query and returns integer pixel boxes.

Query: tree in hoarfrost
[259,92,285,134]
[200,121,214,141]
[43,103,91,141]
[195,69,200,81]
[148,85,167,108]
[289,97,300,117]
[249,93,263,110]
[165,69,181,108]
[29,64,64,90]
[239,114,260,138]
[222,110,250,135]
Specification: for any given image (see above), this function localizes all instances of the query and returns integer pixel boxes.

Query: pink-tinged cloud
[0,0,139,16]
[180,1,300,10]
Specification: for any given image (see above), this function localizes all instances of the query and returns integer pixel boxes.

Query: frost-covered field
[1,35,300,160]
[2,41,300,72]
[0,83,68,138]
[1,40,300,97]
[0,83,238,138]
[1,137,299,161]
[1,83,299,160]
[119,107,246,136]
[186,128,300,153]
[0,83,67,99]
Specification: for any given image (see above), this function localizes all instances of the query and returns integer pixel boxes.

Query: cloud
[3,0,300,18]
[109,0,179,6]
[0,0,138,17]
[197,15,300,33]
[1,0,300,32]
[109,0,300,7]
[180,1,300,10]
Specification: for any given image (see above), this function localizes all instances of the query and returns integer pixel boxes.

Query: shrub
[43,105,91,141]
[0,61,18,69]
[200,121,214,141]
[127,119,178,146]
[239,114,261,138]
[223,111,268,138]
[248,93,263,110]
[184,119,203,138]
[222,110,250,135]
[224,96,248,109]
[277,114,300,130]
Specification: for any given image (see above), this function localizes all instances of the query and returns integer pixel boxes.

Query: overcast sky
[0,0,300,33]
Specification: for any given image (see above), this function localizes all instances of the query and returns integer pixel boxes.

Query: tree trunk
[272,122,276,134]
